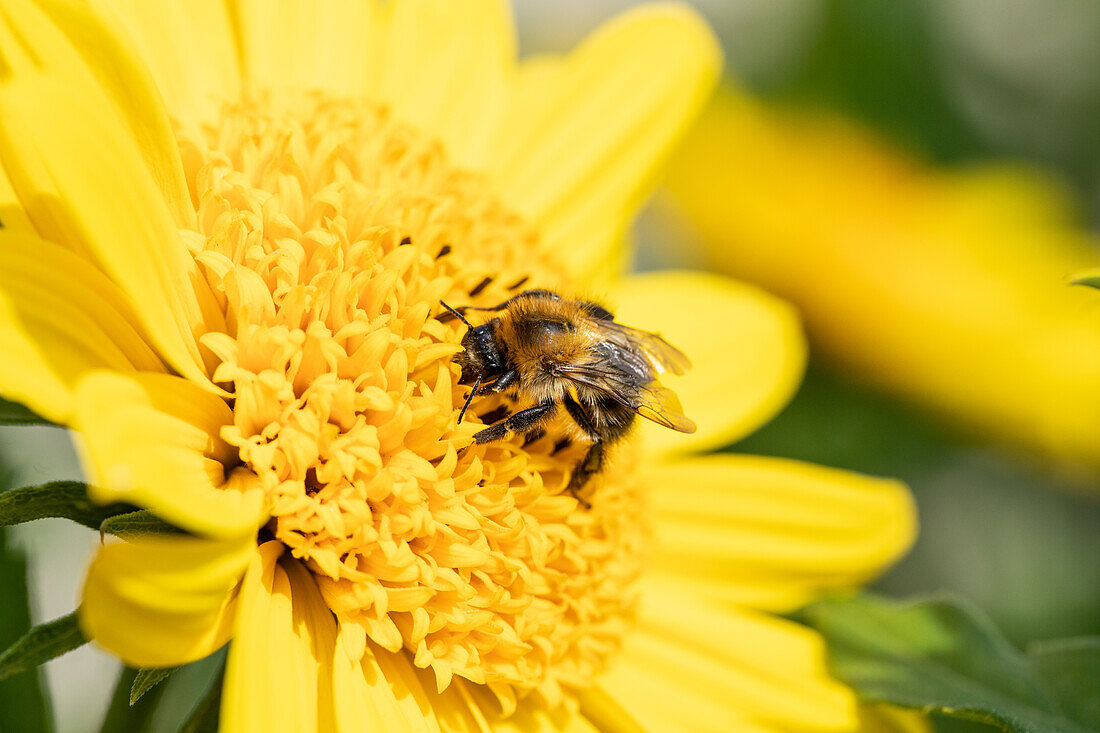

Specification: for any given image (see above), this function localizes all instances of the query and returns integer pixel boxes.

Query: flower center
[179,92,645,707]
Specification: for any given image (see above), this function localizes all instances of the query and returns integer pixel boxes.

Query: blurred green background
[3,1,1099,731]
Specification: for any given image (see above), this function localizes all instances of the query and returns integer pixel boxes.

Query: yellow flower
[0,2,915,730]
[664,85,1100,482]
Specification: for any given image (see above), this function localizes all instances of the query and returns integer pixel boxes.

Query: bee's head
[456,323,505,384]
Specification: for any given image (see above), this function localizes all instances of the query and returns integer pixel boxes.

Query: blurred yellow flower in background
[0,1,916,731]
[665,85,1100,483]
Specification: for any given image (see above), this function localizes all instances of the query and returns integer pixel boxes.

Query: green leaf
[178,657,224,733]
[0,481,132,530]
[130,666,178,706]
[0,397,53,426]
[1029,638,1100,731]
[0,527,54,732]
[99,510,184,540]
[99,666,167,733]
[802,594,1099,733]
[0,611,86,682]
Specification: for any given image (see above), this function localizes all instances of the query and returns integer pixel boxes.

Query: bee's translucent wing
[587,320,691,376]
[634,381,697,433]
[556,364,697,434]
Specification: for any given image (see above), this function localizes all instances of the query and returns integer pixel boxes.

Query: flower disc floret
[181,92,645,706]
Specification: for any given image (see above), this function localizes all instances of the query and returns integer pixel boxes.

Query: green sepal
[0,397,54,426]
[178,657,224,733]
[130,666,178,706]
[1068,269,1100,290]
[0,481,132,531]
[99,510,184,540]
[0,611,86,682]
[802,594,1100,733]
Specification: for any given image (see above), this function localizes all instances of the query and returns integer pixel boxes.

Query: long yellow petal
[0,162,32,235]
[230,0,384,101]
[0,0,221,386]
[79,533,252,667]
[332,640,443,733]
[102,0,240,131]
[0,230,166,423]
[647,455,916,612]
[613,270,806,456]
[32,0,196,229]
[598,588,856,733]
[222,543,338,733]
[74,371,266,538]
[377,0,514,169]
[488,4,720,282]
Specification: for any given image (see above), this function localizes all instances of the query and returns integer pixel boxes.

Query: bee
[441,289,696,502]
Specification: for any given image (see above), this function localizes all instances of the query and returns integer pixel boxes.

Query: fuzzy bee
[442,289,696,501]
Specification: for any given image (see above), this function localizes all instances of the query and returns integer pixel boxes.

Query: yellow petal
[102,0,240,131]
[0,163,33,235]
[488,4,720,282]
[31,0,196,229]
[647,455,916,612]
[460,683,598,733]
[332,640,443,733]
[0,0,221,386]
[378,0,514,169]
[222,543,338,733]
[613,270,806,456]
[231,0,384,101]
[597,586,856,733]
[74,371,266,538]
[0,230,166,423]
[79,533,252,667]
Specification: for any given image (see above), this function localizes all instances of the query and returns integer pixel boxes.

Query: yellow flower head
[0,1,916,730]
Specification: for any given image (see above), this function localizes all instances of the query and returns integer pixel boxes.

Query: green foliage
[1029,639,1100,730]
[99,666,169,733]
[1069,273,1100,290]
[803,594,1100,733]
[0,481,132,531]
[0,611,86,684]
[0,527,53,732]
[130,667,178,706]
[100,510,184,540]
[0,397,52,426]
[177,664,223,733]
[768,0,986,164]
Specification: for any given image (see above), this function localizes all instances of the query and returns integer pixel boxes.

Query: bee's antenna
[457,374,482,424]
[439,300,474,328]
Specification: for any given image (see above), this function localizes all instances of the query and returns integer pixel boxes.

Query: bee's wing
[556,364,697,434]
[593,321,692,376]
[633,380,697,433]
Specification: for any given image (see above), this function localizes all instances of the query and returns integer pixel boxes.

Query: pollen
[178,92,646,708]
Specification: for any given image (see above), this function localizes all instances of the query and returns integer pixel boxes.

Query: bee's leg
[487,369,519,393]
[473,401,556,444]
[522,427,547,447]
[563,396,602,508]
[565,442,603,509]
